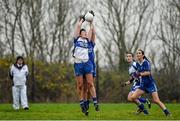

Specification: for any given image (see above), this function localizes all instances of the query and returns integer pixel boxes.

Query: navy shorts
[139,81,157,94]
[131,85,140,92]
[92,61,96,77]
[74,60,93,76]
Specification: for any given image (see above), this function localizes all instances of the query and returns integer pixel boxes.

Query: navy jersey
[136,59,155,84]
[88,41,95,62]
[136,59,157,93]
[88,41,96,77]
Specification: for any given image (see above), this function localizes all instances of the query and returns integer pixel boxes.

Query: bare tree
[1,0,24,57]
[44,0,73,63]
[96,0,155,71]
[158,0,180,55]
[0,1,6,57]
[154,0,180,101]
[156,0,180,78]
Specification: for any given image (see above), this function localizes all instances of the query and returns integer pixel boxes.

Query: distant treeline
[0,57,179,103]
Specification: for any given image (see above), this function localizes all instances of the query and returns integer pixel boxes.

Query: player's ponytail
[144,56,150,62]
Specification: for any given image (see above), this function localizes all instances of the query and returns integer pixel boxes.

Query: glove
[121,82,126,87]
[9,71,13,80]
[89,10,95,16]
[79,14,85,22]
[132,72,141,78]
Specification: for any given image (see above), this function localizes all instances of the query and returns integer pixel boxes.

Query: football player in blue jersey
[83,25,99,111]
[122,52,151,114]
[73,15,98,115]
[131,49,171,116]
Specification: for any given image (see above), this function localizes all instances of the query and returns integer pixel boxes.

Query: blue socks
[163,109,170,116]
[92,97,98,105]
[138,103,145,110]
[138,103,148,115]
[84,100,89,109]
[80,100,84,107]
[138,97,147,103]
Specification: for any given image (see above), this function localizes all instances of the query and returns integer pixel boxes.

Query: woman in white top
[10,56,29,110]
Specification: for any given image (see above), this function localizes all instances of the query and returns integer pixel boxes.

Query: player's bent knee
[127,96,133,102]
[131,95,137,101]
[127,97,132,102]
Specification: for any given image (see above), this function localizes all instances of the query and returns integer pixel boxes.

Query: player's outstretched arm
[91,26,96,42]
[74,18,84,38]
[87,22,93,41]
[121,77,134,87]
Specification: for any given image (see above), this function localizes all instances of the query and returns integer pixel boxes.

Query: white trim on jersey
[129,61,137,75]
[73,38,89,63]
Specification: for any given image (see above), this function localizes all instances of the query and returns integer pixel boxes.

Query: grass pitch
[0,103,179,120]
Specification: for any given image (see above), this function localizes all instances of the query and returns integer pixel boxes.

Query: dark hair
[126,52,134,57]
[79,28,86,35]
[16,56,25,64]
[137,49,149,62]
[126,52,135,62]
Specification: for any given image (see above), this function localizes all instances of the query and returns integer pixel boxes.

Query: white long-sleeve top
[128,61,137,76]
[10,64,29,86]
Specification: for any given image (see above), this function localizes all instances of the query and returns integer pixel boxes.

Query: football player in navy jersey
[131,49,171,116]
[83,26,98,111]
[122,52,151,114]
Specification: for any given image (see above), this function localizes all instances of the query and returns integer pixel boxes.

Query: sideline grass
[0,103,179,120]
